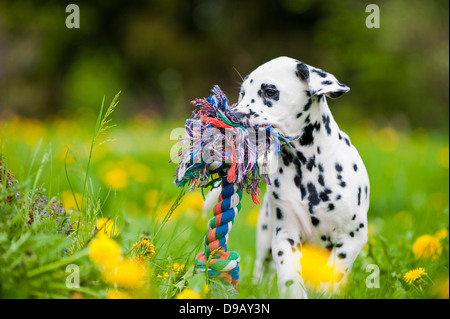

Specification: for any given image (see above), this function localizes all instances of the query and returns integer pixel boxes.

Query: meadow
[0,95,448,299]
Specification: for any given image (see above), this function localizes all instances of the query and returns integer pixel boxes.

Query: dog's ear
[296,62,350,99]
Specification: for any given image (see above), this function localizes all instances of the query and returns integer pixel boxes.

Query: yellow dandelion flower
[131,239,156,259]
[135,255,145,264]
[96,218,119,237]
[104,168,129,190]
[147,244,155,258]
[413,234,442,260]
[173,262,185,274]
[103,258,146,288]
[88,236,121,267]
[176,288,202,299]
[435,229,449,241]
[106,289,132,299]
[403,268,427,285]
[300,244,344,288]
[157,272,169,280]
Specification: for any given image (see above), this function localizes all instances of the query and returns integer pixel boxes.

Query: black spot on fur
[300,184,306,200]
[272,191,279,199]
[311,216,320,226]
[312,68,327,78]
[276,227,282,235]
[287,238,294,246]
[294,175,301,188]
[318,174,325,187]
[303,98,312,111]
[353,163,358,172]
[322,114,332,135]
[296,151,307,165]
[281,148,294,166]
[307,183,320,206]
[340,181,346,187]
[306,156,316,171]
[276,207,283,220]
[317,146,321,154]
[335,163,343,172]
[345,137,351,146]
[338,253,346,259]
[296,112,303,118]
[352,214,356,220]
[262,224,268,230]
[349,232,354,237]
[322,80,333,85]
[304,115,311,125]
[297,63,310,81]
[318,164,324,172]
[263,100,273,107]
[359,223,364,228]
[357,187,361,206]
[328,203,335,211]
[274,178,280,188]
[319,191,329,202]
[251,99,255,103]
[278,250,284,256]
[300,121,321,146]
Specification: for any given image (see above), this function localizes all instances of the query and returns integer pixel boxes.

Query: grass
[0,95,448,299]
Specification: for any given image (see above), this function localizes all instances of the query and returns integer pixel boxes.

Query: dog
[204,56,369,298]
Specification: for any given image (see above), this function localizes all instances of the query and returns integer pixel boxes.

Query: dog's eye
[265,89,278,97]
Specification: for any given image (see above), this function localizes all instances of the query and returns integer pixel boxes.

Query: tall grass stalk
[72,92,120,233]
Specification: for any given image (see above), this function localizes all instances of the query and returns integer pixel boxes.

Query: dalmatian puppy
[228,56,370,298]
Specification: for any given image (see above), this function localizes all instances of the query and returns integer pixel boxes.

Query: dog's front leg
[253,194,275,284]
[272,229,308,299]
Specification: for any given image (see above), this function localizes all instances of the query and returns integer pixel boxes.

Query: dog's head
[233,56,349,136]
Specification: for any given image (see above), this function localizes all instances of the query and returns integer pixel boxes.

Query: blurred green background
[0,0,448,131]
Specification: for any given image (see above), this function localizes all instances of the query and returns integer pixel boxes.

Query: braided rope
[194,171,242,290]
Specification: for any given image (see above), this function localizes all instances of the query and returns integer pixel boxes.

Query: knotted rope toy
[172,86,298,290]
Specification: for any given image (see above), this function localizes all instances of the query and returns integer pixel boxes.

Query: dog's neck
[287,96,342,157]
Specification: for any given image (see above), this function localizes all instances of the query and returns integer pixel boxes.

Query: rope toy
[172,86,298,290]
